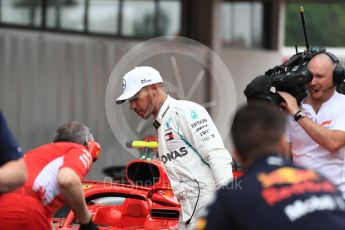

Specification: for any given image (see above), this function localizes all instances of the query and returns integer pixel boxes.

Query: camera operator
[278,53,345,198]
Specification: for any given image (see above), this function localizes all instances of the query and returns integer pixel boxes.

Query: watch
[293,110,306,122]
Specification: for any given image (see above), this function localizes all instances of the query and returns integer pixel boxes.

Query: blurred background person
[0,111,26,193]
[197,102,345,230]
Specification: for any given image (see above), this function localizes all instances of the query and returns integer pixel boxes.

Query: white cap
[116,66,163,104]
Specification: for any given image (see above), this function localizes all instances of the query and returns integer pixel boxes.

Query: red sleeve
[60,147,92,180]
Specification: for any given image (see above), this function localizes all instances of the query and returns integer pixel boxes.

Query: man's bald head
[308,53,335,72]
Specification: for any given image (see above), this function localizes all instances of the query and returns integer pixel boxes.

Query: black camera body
[244,7,345,105]
[244,46,345,105]
[244,50,313,105]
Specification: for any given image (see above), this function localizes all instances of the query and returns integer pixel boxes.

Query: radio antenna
[300,6,310,51]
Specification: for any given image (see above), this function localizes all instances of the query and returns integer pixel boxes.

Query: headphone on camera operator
[309,49,345,92]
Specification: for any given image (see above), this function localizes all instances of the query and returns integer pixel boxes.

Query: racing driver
[116,66,233,229]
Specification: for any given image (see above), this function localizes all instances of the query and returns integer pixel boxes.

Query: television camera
[244,7,345,105]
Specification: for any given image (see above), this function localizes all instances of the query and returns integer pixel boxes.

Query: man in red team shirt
[0,121,100,230]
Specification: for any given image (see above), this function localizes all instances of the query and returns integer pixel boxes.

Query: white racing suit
[154,96,233,229]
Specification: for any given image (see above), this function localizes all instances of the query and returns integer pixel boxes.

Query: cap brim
[115,88,141,105]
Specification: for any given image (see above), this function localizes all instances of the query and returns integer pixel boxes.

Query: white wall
[0,28,140,179]
[221,47,282,106]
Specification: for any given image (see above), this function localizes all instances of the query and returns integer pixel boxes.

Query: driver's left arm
[178,104,233,187]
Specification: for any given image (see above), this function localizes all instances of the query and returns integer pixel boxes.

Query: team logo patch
[141,79,152,84]
[160,147,188,164]
[320,120,332,126]
[122,79,126,90]
[191,110,198,120]
[165,117,172,128]
[83,184,93,189]
[165,132,174,141]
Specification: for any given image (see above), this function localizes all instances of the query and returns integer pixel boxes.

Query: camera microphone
[310,85,334,92]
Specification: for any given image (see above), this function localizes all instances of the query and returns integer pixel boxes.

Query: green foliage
[285,3,345,47]
[133,11,169,38]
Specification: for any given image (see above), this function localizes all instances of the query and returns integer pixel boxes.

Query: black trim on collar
[162,105,170,118]
[153,120,161,129]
